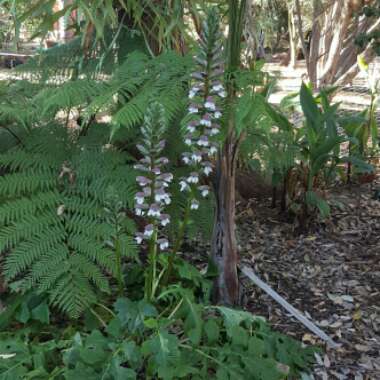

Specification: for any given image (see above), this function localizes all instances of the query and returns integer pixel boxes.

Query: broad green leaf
[213,306,264,337]
[141,330,180,369]
[114,298,157,334]
[204,319,220,345]
[300,83,320,132]
[31,302,50,324]
[121,341,142,368]
[79,330,109,365]
[264,102,293,132]
[109,357,136,380]
[248,336,267,357]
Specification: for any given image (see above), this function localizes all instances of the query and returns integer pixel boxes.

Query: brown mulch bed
[238,182,380,379]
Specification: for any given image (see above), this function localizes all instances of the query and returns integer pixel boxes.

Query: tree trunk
[211,137,239,306]
[210,0,246,307]
[288,4,298,68]
[302,0,379,89]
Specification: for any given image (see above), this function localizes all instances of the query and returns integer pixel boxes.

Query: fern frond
[0,126,136,317]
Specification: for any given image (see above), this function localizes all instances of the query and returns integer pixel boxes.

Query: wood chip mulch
[238,181,380,380]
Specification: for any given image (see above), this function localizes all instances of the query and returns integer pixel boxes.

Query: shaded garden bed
[237,180,380,379]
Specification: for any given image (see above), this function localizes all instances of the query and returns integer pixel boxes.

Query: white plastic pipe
[241,265,339,349]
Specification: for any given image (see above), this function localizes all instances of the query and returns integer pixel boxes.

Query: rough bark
[210,0,247,307]
[211,136,239,306]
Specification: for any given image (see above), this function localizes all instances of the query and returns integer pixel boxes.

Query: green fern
[0,125,137,318]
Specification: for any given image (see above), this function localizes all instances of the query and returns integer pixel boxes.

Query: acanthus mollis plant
[168,10,226,272]
[133,102,173,301]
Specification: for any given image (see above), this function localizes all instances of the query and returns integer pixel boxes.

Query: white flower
[214,110,222,119]
[135,233,144,244]
[156,180,169,188]
[200,115,212,127]
[136,176,151,186]
[135,207,144,216]
[157,157,169,165]
[188,86,200,99]
[135,192,145,205]
[210,127,219,136]
[180,180,190,192]
[205,97,216,111]
[209,145,218,155]
[187,172,199,184]
[212,83,224,92]
[158,238,169,250]
[218,90,227,98]
[190,199,199,210]
[203,164,212,176]
[143,187,152,196]
[134,163,148,172]
[187,124,196,133]
[188,104,199,114]
[147,204,161,217]
[182,154,191,165]
[197,136,209,147]
[191,152,202,163]
[155,189,169,203]
[198,185,209,197]
[152,167,161,175]
[185,136,192,146]
[159,173,173,183]
[144,224,154,238]
[160,214,170,226]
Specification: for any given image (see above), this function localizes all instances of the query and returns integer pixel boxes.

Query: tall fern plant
[0,126,137,317]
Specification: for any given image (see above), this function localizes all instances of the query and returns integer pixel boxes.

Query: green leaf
[16,302,30,324]
[64,362,99,380]
[300,83,320,132]
[204,319,220,345]
[121,341,142,368]
[114,298,157,334]
[180,292,203,345]
[243,356,286,380]
[109,357,136,380]
[305,191,330,218]
[264,102,293,132]
[141,330,180,369]
[248,336,267,357]
[213,306,263,337]
[31,302,50,324]
[79,330,109,365]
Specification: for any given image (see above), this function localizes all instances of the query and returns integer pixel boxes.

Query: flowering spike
[134,102,172,253]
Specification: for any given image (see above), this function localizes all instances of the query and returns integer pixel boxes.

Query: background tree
[295,0,380,88]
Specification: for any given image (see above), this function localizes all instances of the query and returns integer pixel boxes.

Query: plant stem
[169,199,191,280]
[115,237,123,296]
[145,228,158,302]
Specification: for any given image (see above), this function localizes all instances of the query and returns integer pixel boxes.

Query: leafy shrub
[0,290,317,380]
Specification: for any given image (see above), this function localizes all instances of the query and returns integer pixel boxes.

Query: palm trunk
[211,137,239,305]
[210,0,246,306]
